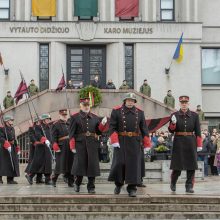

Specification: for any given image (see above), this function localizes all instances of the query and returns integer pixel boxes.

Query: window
[39,44,49,91]
[202,49,220,85]
[160,0,174,21]
[125,44,134,89]
[0,0,10,20]
[74,0,98,20]
[115,0,138,20]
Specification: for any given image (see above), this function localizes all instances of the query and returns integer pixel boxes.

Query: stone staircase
[0,195,219,219]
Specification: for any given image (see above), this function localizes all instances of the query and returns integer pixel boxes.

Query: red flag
[56,74,66,91]
[14,80,28,104]
[0,53,3,66]
[115,0,139,18]
[146,116,170,133]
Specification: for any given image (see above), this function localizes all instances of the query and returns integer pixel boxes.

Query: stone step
[0,203,219,213]
[0,195,219,204]
[0,212,220,220]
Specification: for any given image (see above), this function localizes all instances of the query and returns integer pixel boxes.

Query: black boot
[25,174,33,185]
[128,190,137,197]
[186,187,194,193]
[114,186,121,195]
[170,183,176,192]
[36,174,44,184]
[0,177,3,184]
[74,184,80,192]
[88,188,96,194]
[7,177,18,184]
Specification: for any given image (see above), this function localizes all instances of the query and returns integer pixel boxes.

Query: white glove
[72,149,76,154]
[7,146,12,153]
[171,115,177,124]
[17,151,21,156]
[144,148,150,155]
[45,140,50,147]
[101,116,107,125]
[197,147,202,152]
[112,143,120,148]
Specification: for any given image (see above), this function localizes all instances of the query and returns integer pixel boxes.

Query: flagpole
[61,65,71,116]
[19,70,55,160]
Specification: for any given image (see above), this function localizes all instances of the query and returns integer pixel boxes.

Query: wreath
[79,86,102,107]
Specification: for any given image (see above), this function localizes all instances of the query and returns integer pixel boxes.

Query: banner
[115,0,139,18]
[74,0,98,17]
[32,0,56,17]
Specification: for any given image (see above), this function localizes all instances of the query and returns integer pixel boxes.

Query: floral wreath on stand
[79,86,102,107]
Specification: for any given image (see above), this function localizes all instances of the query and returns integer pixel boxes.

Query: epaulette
[113,105,122,110]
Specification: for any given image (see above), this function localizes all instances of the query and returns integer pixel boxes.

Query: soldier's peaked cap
[3,115,14,122]
[179,96,189,102]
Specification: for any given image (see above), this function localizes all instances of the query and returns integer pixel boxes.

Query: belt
[175,132,194,136]
[78,131,98,137]
[34,141,42,145]
[58,136,69,141]
[9,141,14,145]
[118,132,140,137]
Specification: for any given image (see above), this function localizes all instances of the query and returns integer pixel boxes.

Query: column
[24,0,31,21]
[193,0,198,22]
[15,0,21,20]
[152,0,157,21]
[110,0,115,21]
[57,0,64,21]
[67,0,73,21]
[99,0,106,21]
[142,0,150,21]
[185,0,190,22]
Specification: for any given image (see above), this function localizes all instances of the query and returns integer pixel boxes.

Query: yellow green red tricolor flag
[173,33,184,63]
[89,92,95,107]
[32,0,56,17]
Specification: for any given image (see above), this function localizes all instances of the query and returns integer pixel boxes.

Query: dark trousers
[53,173,74,184]
[30,173,51,183]
[209,156,218,175]
[75,176,95,190]
[171,170,195,189]
[115,182,137,193]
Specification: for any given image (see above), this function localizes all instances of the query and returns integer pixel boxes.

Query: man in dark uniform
[25,116,44,184]
[69,98,108,193]
[168,96,202,193]
[51,109,74,187]
[27,113,53,185]
[0,115,20,184]
[108,93,151,197]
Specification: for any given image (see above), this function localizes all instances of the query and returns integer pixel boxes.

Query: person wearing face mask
[27,114,53,185]
[51,109,74,188]
[119,80,130,90]
[108,93,151,197]
[0,115,20,184]
[168,96,202,193]
[69,98,108,194]
[139,79,151,97]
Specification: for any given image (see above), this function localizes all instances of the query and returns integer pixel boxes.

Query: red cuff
[143,136,151,148]
[40,136,47,144]
[52,143,60,152]
[16,146,21,153]
[69,138,75,150]
[3,140,11,149]
[110,132,119,144]
[98,123,109,132]
[169,123,176,131]
[197,136,202,147]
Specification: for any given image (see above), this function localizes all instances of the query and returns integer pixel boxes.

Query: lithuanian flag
[173,33,184,63]
[32,0,56,17]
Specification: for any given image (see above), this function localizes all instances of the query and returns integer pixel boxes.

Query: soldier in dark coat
[69,98,108,193]
[26,114,53,185]
[168,96,202,193]
[51,109,74,187]
[0,115,20,184]
[25,117,44,184]
[108,93,151,197]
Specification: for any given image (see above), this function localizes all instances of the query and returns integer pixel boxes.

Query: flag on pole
[173,33,184,63]
[14,80,28,104]
[56,73,66,91]
[32,0,56,17]
[89,92,94,107]
[0,53,3,66]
